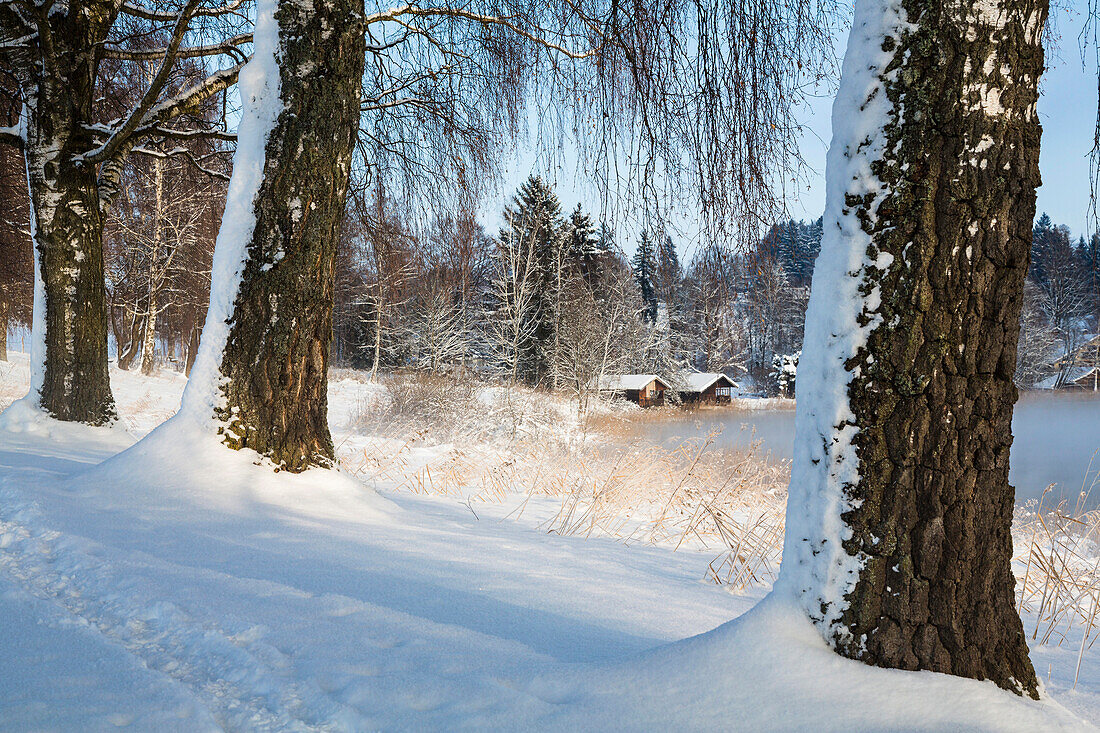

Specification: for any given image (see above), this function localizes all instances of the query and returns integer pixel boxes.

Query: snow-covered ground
[0,353,1096,730]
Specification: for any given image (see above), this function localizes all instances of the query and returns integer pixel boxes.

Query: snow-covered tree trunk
[21,53,117,424]
[140,157,165,376]
[180,0,364,472]
[779,0,1045,697]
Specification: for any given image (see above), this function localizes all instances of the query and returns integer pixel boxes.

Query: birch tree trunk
[780,0,1045,697]
[369,293,383,383]
[0,298,8,361]
[25,99,116,424]
[3,0,117,423]
[212,0,364,471]
[140,157,165,376]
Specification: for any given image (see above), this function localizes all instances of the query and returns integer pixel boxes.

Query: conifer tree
[632,230,658,323]
[1083,233,1100,321]
[596,222,616,256]
[566,204,600,283]
[496,175,564,385]
[794,218,824,285]
[1031,213,1056,285]
[655,232,682,305]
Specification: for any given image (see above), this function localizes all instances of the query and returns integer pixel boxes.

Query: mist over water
[636,393,1100,508]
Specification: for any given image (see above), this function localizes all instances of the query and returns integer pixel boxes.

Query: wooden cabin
[678,372,738,405]
[1040,336,1100,390]
[591,374,670,407]
[1060,366,1099,391]
[1036,365,1100,391]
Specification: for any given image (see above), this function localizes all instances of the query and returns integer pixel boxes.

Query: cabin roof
[1053,334,1100,366]
[678,372,738,393]
[1067,366,1100,383]
[1035,366,1099,389]
[591,374,670,392]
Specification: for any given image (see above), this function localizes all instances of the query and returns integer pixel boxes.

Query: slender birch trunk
[140,157,165,376]
[0,298,8,361]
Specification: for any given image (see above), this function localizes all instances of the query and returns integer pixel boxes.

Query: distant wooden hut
[1035,366,1100,391]
[591,374,670,407]
[1040,335,1100,390]
[678,373,738,405]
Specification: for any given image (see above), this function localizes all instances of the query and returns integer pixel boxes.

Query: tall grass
[1014,461,1100,688]
[339,374,1100,673]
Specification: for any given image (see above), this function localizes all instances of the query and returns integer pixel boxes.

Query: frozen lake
[637,392,1100,508]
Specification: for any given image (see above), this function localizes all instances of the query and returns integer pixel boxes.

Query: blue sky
[788,1,1100,237]
[492,2,1100,253]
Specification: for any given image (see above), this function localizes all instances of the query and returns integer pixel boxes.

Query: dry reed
[339,373,1100,670]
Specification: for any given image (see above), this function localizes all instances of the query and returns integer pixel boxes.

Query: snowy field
[0,352,1097,731]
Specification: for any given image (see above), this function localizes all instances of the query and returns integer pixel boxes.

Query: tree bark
[369,294,383,383]
[140,157,165,377]
[140,296,159,375]
[0,297,8,361]
[184,325,200,376]
[27,123,116,423]
[117,313,144,371]
[7,0,117,423]
[783,0,1045,697]
[215,0,364,471]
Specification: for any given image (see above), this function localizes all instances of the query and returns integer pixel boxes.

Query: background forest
[2,147,1097,397]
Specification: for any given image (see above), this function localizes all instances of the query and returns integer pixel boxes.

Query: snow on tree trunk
[23,101,116,424]
[179,0,364,472]
[1,0,119,424]
[778,0,1045,697]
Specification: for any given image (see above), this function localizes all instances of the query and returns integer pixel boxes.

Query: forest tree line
[3,148,1098,396]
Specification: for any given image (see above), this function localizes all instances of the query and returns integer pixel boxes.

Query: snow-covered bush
[769,351,799,398]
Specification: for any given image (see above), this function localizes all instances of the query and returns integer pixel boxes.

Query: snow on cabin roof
[1065,366,1100,383]
[591,374,669,392]
[1035,366,1099,390]
[678,372,737,393]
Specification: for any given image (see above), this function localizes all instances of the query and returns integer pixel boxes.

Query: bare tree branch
[119,0,247,22]
[131,144,231,180]
[80,0,204,165]
[102,32,251,62]
[82,59,245,163]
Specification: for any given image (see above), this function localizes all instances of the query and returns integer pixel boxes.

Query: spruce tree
[774,220,799,281]
[655,232,682,304]
[793,218,824,286]
[566,204,600,283]
[632,230,658,323]
[496,175,564,385]
[1083,233,1100,321]
[1031,213,1055,284]
[596,222,615,256]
